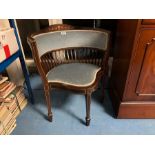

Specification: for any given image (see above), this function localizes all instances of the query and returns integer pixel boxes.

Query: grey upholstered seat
[46,63,101,87]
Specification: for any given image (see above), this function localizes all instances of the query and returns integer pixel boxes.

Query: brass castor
[48,114,53,122]
[85,117,91,126]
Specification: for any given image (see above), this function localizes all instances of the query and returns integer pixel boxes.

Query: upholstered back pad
[33,30,109,57]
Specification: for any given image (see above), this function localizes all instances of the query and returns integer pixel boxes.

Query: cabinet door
[125,29,155,101]
[136,39,155,95]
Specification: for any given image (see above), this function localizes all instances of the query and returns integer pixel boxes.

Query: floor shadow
[51,89,86,125]
[29,89,85,123]
[63,108,85,125]
[92,87,115,118]
[26,74,114,122]
[28,86,114,122]
[29,103,47,118]
[25,74,84,122]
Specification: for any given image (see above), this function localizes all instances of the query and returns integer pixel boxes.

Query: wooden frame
[27,24,110,126]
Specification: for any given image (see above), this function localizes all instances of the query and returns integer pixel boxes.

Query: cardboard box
[0,28,19,63]
[0,19,10,31]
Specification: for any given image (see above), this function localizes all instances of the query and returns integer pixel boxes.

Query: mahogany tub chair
[27,24,110,126]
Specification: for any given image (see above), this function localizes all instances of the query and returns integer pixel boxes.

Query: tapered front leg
[85,92,91,126]
[101,75,106,102]
[44,84,53,122]
[101,65,109,102]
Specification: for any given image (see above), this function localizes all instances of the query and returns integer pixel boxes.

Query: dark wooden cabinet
[110,19,155,118]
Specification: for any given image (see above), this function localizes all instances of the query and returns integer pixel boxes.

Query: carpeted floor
[12,74,155,135]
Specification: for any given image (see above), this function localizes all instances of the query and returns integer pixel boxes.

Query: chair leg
[102,66,109,102]
[85,92,91,126]
[44,85,53,122]
[101,75,106,102]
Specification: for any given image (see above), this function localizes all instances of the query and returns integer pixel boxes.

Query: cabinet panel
[136,39,155,95]
[125,29,155,101]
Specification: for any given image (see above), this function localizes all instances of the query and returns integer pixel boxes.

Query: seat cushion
[46,63,101,87]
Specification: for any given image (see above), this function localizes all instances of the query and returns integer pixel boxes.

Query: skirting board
[109,88,155,119]
[118,102,155,118]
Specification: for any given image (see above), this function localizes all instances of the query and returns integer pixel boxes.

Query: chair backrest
[32,29,109,58]
[28,26,110,75]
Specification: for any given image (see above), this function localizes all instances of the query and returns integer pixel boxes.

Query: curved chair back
[27,24,111,126]
[28,25,110,76]
[33,30,109,57]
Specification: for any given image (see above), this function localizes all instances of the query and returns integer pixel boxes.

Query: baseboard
[118,101,155,118]
[109,86,155,118]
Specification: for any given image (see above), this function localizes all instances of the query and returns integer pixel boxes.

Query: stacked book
[0,81,16,99]
[0,76,27,135]
[1,87,28,118]
[0,106,16,135]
